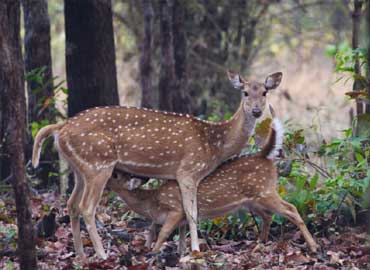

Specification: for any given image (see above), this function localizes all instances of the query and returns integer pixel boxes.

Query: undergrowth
[198,118,370,242]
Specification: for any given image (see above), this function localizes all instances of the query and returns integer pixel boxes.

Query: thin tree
[172,0,191,113]
[158,0,191,113]
[64,0,119,117]
[352,0,364,115]
[158,0,175,112]
[366,0,370,230]
[0,0,37,269]
[22,0,54,123]
[366,0,370,114]
[140,0,155,108]
[22,0,58,188]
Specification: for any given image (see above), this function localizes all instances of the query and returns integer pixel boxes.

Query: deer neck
[218,103,256,160]
[114,189,157,217]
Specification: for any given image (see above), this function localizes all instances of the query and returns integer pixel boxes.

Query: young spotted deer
[108,112,319,254]
[32,71,282,259]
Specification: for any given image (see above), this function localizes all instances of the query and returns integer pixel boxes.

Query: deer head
[110,171,143,190]
[227,71,282,118]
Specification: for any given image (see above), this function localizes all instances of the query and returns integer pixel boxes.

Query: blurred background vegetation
[45,1,361,138]
[1,1,370,266]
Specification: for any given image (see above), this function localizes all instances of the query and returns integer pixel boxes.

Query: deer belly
[115,161,176,179]
[115,140,185,178]
[198,198,248,219]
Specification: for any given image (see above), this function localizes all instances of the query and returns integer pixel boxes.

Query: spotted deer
[108,112,319,254]
[32,71,282,259]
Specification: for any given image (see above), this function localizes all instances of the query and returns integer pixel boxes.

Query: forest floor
[0,191,370,270]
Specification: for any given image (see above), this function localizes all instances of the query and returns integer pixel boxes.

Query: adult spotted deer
[32,71,282,259]
[108,111,319,254]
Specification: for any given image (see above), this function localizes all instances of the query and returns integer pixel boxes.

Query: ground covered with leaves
[1,191,370,270]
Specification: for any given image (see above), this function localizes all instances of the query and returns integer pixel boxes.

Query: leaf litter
[0,192,369,270]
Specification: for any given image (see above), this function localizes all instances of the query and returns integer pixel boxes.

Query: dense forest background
[51,1,354,137]
[1,0,370,269]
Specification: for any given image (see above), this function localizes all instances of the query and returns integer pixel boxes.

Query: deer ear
[227,70,245,89]
[265,72,282,90]
[127,177,143,190]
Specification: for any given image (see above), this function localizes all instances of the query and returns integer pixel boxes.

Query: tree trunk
[64,0,119,117]
[0,94,3,180]
[0,1,37,269]
[22,0,54,123]
[22,0,58,189]
[172,0,191,113]
[158,0,191,113]
[352,0,364,116]
[158,0,175,112]
[366,0,370,114]
[140,0,155,109]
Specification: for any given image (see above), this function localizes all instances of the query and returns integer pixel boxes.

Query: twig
[334,191,349,225]
[2,173,13,183]
[286,157,333,179]
[288,147,333,179]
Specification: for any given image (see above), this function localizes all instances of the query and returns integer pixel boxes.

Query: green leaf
[31,122,40,138]
[350,138,363,149]
[6,261,14,270]
[355,152,364,163]
[296,176,306,191]
[224,112,232,120]
[344,128,352,138]
[309,174,318,190]
[325,44,337,57]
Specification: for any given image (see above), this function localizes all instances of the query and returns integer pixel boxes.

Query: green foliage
[326,42,369,110]
[281,126,370,223]
[27,67,67,121]
[26,67,68,185]
[31,120,50,138]
[199,211,255,241]
[325,42,367,75]
[26,67,67,137]
[142,178,163,189]
[0,225,17,250]
[6,261,15,270]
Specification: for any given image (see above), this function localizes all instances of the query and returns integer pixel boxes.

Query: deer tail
[260,105,284,159]
[32,122,65,168]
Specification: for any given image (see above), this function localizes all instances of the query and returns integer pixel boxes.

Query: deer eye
[262,91,268,97]
[244,92,249,97]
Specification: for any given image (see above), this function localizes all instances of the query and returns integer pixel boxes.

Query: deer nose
[252,108,262,118]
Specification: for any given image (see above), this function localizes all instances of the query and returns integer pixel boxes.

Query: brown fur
[108,120,319,254]
[32,72,283,258]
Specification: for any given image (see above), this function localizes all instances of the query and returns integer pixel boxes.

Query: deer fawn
[108,111,319,254]
[32,71,282,259]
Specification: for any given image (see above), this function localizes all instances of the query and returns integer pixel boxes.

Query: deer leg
[145,223,157,249]
[259,194,319,252]
[79,168,113,259]
[253,209,272,242]
[152,211,184,252]
[279,200,319,252]
[67,171,85,257]
[178,223,187,255]
[177,180,200,252]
